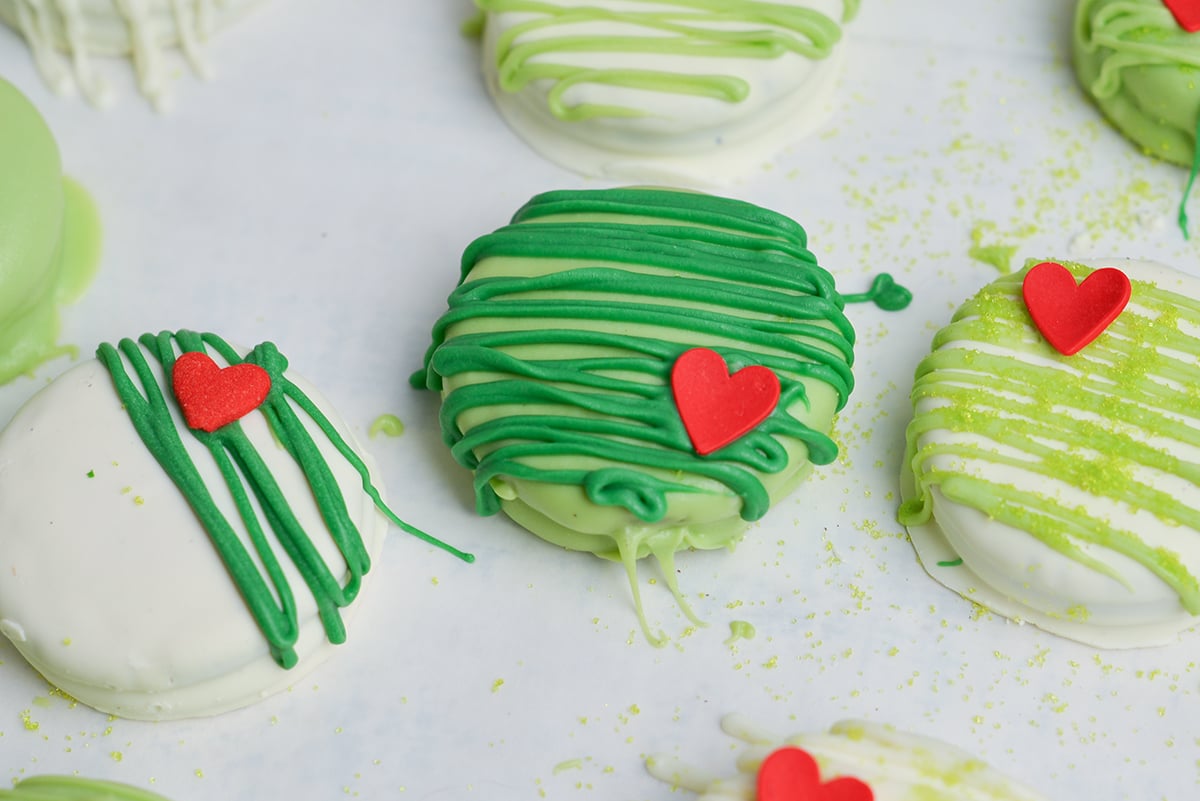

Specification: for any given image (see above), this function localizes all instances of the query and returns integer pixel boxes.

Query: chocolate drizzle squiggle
[99,330,471,670]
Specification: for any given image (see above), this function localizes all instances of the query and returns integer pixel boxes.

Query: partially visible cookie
[471,1,859,183]
[0,77,100,385]
[0,330,462,719]
[647,714,1048,800]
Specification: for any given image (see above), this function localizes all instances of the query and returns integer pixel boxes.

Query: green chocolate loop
[842,272,914,311]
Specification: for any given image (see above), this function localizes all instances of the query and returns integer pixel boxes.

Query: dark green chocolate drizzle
[414,188,903,527]
[98,331,471,670]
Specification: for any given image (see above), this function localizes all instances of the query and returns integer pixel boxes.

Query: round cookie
[899,258,1200,648]
[1074,0,1200,167]
[0,78,100,386]
[1,0,266,107]
[470,1,859,184]
[0,330,459,720]
[647,715,1048,800]
[414,187,904,642]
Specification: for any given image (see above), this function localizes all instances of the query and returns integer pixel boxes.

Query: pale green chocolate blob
[1074,0,1200,166]
[0,78,101,384]
[0,775,172,800]
[416,187,857,642]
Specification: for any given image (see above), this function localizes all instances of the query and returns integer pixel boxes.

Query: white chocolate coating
[0,342,387,720]
[647,715,1048,801]
[0,0,266,108]
[477,0,853,185]
[901,258,1200,648]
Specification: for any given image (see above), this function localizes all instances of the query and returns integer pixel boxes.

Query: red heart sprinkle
[172,351,272,433]
[757,747,874,801]
[1163,0,1200,32]
[1021,261,1131,356]
[670,347,780,456]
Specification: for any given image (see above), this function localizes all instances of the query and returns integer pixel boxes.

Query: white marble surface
[1,1,1197,799]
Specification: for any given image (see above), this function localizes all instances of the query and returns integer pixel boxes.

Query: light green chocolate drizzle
[473,0,859,121]
[1074,0,1200,236]
[99,331,472,670]
[0,78,101,384]
[899,260,1200,614]
[0,776,171,800]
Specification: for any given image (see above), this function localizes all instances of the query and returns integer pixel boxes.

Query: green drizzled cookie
[415,187,877,642]
[0,78,101,384]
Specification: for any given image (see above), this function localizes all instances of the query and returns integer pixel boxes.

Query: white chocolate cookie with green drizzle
[414,187,909,643]
[0,330,468,720]
[469,0,859,184]
[900,258,1200,648]
[0,0,267,108]
[647,714,1048,801]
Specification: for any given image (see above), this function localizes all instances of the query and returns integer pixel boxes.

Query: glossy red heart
[670,347,780,456]
[1163,0,1200,32]
[757,747,874,801]
[1021,261,1131,356]
[173,351,272,433]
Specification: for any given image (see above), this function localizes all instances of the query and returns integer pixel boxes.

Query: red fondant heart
[1164,0,1200,32]
[1021,261,1131,356]
[172,351,272,433]
[670,347,780,456]
[757,747,874,801]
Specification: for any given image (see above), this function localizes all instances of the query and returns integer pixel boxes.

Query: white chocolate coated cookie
[0,0,266,107]
[474,0,858,184]
[0,332,388,719]
[901,258,1200,648]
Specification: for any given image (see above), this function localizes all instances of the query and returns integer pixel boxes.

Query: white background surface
[1,1,1198,799]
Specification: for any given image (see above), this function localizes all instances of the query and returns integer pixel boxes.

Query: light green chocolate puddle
[416,187,907,642]
[0,78,101,385]
[0,775,171,800]
[900,259,1200,621]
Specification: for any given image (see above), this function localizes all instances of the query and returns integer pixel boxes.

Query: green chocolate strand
[414,188,854,527]
[900,260,1200,613]
[98,330,470,670]
[475,0,858,121]
[1179,110,1200,238]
